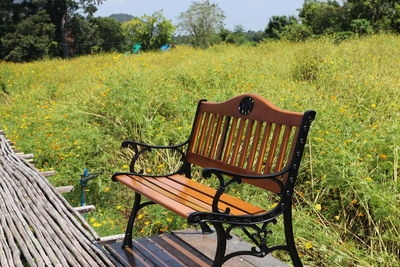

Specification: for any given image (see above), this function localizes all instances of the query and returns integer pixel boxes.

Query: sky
[95,0,305,32]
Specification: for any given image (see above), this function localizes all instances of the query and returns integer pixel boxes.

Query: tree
[225,25,248,44]
[178,0,225,48]
[44,0,103,57]
[345,0,400,32]
[299,0,348,34]
[122,11,175,51]
[265,16,298,39]
[91,17,124,52]
[1,10,56,62]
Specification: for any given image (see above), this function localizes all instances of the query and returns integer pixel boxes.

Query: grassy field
[0,34,399,266]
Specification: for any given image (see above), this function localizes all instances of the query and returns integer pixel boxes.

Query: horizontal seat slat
[114,174,265,218]
[115,175,200,217]
[156,176,264,215]
[167,175,265,215]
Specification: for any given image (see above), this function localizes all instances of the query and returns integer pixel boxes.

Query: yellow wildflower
[305,241,313,249]
[315,204,322,211]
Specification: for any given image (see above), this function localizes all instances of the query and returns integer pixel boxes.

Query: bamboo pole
[0,134,113,266]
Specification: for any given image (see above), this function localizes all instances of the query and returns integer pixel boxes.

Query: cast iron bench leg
[284,207,303,267]
[212,222,227,267]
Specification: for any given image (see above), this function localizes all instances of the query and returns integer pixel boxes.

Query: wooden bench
[112,94,316,267]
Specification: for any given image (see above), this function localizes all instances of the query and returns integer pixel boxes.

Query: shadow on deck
[105,229,289,267]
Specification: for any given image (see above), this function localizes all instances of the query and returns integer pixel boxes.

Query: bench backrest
[186,94,314,193]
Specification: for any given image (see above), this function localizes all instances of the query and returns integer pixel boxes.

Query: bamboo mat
[0,134,114,266]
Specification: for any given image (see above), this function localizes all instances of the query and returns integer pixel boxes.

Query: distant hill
[109,13,134,23]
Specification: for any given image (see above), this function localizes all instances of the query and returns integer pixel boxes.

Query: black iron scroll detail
[238,96,254,115]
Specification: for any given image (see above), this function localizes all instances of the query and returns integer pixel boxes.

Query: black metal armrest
[121,139,189,150]
[118,139,190,177]
[187,204,284,226]
[199,166,292,218]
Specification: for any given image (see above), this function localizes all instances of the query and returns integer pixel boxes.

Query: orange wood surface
[115,174,265,218]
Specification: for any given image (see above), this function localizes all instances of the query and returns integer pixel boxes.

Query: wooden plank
[238,120,255,168]
[99,234,126,244]
[264,124,282,174]
[161,176,265,215]
[105,242,153,267]
[196,112,210,154]
[275,125,292,172]
[209,114,223,159]
[173,229,290,267]
[16,153,34,159]
[222,117,238,162]
[216,116,230,160]
[39,170,56,177]
[230,118,247,165]
[246,120,263,170]
[55,185,74,194]
[202,113,217,156]
[115,175,200,217]
[73,205,95,214]
[159,233,212,266]
[255,122,272,173]
[132,238,174,266]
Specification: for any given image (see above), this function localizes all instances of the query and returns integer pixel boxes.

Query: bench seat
[115,174,266,218]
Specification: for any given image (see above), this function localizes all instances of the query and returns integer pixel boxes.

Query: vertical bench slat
[189,112,204,153]
[246,121,263,170]
[238,120,255,168]
[274,125,292,172]
[255,122,272,173]
[202,114,217,156]
[222,117,238,162]
[209,115,224,158]
[264,124,282,174]
[229,118,247,165]
[195,112,210,154]
[216,116,230,160]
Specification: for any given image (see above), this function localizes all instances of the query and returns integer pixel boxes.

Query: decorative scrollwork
[238,96,254,115]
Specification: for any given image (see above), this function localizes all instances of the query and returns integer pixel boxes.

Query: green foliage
[332,31,355,44]
[351,19,374,35]
[345,0,400,32]
[0,33,399,266]
[178,0,225,48]
[299,0,348,34]
[122,11,175,51]
[1,10,56,62]
[265,15,298,39]
[280,23,313,42]
[225,25,248,45]
[91,17,125,52]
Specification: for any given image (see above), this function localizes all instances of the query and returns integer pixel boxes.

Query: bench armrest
[119,139,190,176]
[121,140,189,150]
[194,167,291,223]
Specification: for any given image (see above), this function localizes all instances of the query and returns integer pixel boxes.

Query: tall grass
[0,34,399,266]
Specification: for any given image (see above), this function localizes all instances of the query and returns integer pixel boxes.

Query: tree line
[1,0,399,62]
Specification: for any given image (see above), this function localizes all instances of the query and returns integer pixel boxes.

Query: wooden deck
[105,229,289,267]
